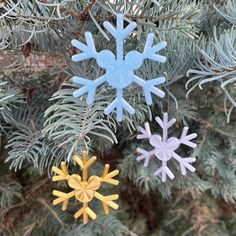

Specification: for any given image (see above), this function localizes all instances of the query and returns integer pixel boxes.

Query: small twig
[180,226,196,236]
[130,231,139,236]
[38,197,64,226]
[78,107,89,141]
[82,0,96,17]
[37,0,96,19]
[25,177,49,199]
[198,117,235,138]
[0,201,26,217]
[22,222,37,236]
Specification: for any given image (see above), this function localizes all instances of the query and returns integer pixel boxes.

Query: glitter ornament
[51,151,119,224]
[72,13,167,121]
[137,113,197,182]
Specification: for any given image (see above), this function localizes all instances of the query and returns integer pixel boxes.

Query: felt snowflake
[71,13,167,121]
[137,113,197,182]
[51,151,119,224]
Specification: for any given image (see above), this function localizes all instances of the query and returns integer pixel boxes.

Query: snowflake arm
[72,152,97,181]
[142,33,167,63]
[155,113,177,129]
[74,203,96,223]
[95,164,119,214]
[72,75,106,105]
[71,32,97,62]
[52,162,70,181]
[100,164,119,185]
[103,14,136,60]
[94,191,119,214]
[137,123,155,166]
[134,76,165,105]
[102,14,137,121]
[155,113,177,141]
[131,33,167,105]
[52,190,75,211]
[179,127,197,148]
[154,165,175,182]
[172,152,196,175]
[103,14,137,39]
[137,122,152,139]
[136,148,155,167]
[52,162,74,210]
[104,88,135,122]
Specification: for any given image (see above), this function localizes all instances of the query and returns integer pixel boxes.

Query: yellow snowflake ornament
[51,151,119,224]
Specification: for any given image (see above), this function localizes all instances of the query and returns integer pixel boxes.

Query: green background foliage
[0,0,236,235]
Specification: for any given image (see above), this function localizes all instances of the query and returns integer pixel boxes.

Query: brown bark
[0,51,66,72]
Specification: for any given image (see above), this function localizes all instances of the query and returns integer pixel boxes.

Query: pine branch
[214,0,236,24]
[43,83,118,161]
[0,180,22,208]
[187,26,236,120]
[0,81,24,131]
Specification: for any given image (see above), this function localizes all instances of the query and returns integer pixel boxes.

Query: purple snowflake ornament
[137,113,197,182]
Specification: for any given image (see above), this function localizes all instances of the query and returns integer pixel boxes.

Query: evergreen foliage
[0,0,236,235]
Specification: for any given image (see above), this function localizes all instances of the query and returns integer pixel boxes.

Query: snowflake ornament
[137,113,197,182]
[51,151,119,224]
[71,14,167,121]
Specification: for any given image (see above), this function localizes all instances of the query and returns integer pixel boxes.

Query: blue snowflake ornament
[71,14,167,121]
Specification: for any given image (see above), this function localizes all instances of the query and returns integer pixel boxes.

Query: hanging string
[166,72,170,114]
